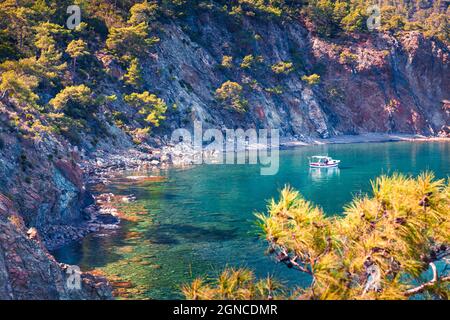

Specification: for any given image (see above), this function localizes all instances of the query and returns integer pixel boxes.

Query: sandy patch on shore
[280,133,450,148]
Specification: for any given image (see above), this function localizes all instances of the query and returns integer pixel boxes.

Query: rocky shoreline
[42,141,197,250]
[42,192,141,250]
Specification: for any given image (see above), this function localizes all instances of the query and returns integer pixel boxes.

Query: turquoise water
[52,141,450,299]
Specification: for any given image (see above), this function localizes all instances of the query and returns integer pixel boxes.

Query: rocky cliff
[0,193,111,300]
[136,14,448,138]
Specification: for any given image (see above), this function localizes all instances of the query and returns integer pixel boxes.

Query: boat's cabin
[311,156,332,163]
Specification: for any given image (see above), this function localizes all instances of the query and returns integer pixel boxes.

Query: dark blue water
[52,141,450,299]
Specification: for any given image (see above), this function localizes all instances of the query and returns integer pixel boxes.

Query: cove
[51,141,450,299]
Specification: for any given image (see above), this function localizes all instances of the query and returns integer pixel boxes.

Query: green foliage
[111,110,127,128]
[240,54,254,69]
[0,29,18,62]
[66,39,89,63]
[33,22,67,50]
[265,85,283,95]
[301,73,321,86]
[185,173,450,300]
[66,39,89,71]
[380,6,406,32]
[124,91,167,128]
[307,0,367,36]
[65,39,89,60]
[49,85,94,115]
[239,54,263,69]
[0,69,39,106]
[332,0,349,23]
[221,55,233,69]
[339,50,358,71]
[105,0,161,59]
[123,57,143,88]
[182,267,285,300]
[340,7,367,32]
[33,22,68,82]
[263,173,450,299]
[0,0,447,149]
[0,1,36,52]
[106,22,159,59]
[422,13,449,43]
[48,85,97,143]
[226,0,287,18]
[305,0,448,41]
[215,81,247,112]
[271,61,294,75]
[308,0,342,37]
[129,0,159,25]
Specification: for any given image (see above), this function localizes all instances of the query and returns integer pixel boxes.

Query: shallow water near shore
[52,141,450,299]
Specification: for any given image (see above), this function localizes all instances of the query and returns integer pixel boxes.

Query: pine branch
[273,245,312,275]
[404,263,450,296]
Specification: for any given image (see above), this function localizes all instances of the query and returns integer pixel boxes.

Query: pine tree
[129,0,159,25]
[124,91,167,128]
[123,57,143,88]
[33,22,67,83]
[301,74,321,86]
[215,81,247,112]
[65,39,89,73]
[184,173,450,300]
[0,70,39,106]
[49,84,94,118]
[341,7,367,32]
[106,22,159,59]
[221,55,233,69]
[1,1,35,52]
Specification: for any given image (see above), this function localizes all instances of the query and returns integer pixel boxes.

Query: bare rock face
[0,106,114,299]
[0,194,112,300]
[136,14,448,138]
[0,122,111,299]
[0,126,93,230]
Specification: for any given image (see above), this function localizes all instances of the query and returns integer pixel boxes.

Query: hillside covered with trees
[0,0,448,147]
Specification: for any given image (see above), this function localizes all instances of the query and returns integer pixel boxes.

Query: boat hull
[309,163,339,168]
[309,160,340,168]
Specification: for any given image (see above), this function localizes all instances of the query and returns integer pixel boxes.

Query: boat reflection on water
[309,166,340,182]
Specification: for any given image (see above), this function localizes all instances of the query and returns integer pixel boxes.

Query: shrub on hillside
[215,81,247,113]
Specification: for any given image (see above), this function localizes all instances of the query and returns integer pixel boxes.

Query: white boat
[309,156,341,168]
